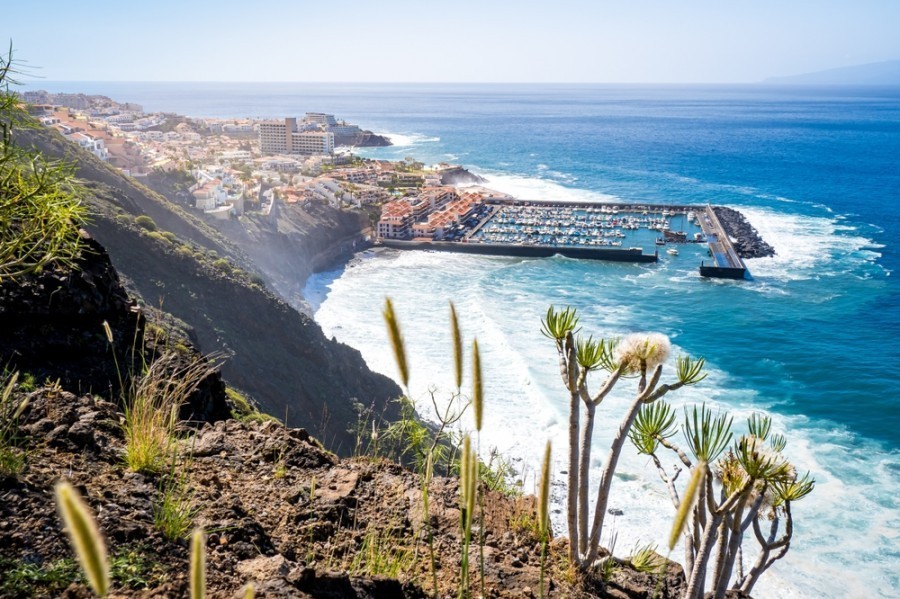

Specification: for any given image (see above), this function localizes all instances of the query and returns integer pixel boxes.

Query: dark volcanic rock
[0,233,229,423]
[440,166,487,186]
[357,131,392,147]
[713,207,775,259]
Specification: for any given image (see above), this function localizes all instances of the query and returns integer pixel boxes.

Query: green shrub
[145,231,171,245]
[226,387,278,423]
[1,51,86,280]
[0,557,81,596]
[154,468,195,541]
[212,258,232,274]
[0,371,28,478]
[134,215,158,231]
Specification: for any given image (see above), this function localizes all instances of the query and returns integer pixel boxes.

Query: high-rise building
[259,117,334,155]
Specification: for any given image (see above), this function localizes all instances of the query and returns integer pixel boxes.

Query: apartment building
[259,117,334,155]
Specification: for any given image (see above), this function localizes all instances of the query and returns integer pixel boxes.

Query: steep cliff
[200,201,370,313]
[16,124,401,452]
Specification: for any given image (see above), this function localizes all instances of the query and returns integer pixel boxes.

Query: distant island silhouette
[765,59,900,85]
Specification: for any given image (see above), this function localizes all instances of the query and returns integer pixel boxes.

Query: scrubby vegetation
[0,49,86,281]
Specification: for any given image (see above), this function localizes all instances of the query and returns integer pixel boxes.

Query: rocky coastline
[713,206,776,259]
[440,165,487,186]
[334,130,393,147]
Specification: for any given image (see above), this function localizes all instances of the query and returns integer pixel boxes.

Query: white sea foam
[474,169,619,204]
[737,206,884,283]
[378,131,441,147]
[307,242,898,599]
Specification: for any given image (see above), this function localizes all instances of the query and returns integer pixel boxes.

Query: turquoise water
[30,82,900,597]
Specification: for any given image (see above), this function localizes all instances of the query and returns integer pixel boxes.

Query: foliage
[541,305,706,566]
[0,370,28,477]
[349,526,413,579]
[478,447,521,496]
[630,403,815,599]
[628,543,666,574]
[108,544,166,589]
[154,461,196,541]
[0,48,86,281]
[134,215,158,231]
[122,352,214,474]
[0,556,81,597]
[212,258,232,274]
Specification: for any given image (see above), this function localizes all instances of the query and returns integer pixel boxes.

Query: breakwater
[713,206,776,258]
[379,239,658,262]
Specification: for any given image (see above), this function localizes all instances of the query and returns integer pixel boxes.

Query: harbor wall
[379,239,658,262]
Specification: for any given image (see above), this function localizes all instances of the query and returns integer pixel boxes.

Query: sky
[4,0,900,83]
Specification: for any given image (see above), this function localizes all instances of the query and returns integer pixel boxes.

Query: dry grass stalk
[190,527,206,599]
[382,298,409,390]
[124,352,214,474]
[472,339,483,432]
[54,480,109,597]
[450,302,463,389]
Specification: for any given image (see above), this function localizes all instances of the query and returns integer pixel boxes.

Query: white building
[304,112,338,126]
[259,117,334,156]
[290,131,334,155]
[68,132,108,161]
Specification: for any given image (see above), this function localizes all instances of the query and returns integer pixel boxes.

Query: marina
[378,198,750,279]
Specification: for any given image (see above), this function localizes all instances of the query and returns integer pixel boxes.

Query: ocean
[28,81,900,597]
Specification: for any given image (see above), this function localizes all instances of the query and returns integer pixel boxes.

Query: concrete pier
[698,205,749,279]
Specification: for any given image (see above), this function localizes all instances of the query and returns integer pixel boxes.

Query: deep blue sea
[28,81,900,597]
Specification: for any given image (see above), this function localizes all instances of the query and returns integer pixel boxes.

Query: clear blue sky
[5,0,900,82]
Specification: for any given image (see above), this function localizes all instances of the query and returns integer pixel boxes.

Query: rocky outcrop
[0,385,691,598]
[713,207,775,259]
[0,233,228,423]
[440,166,487,186]
[203,201,371,313]
[334,131,392,147]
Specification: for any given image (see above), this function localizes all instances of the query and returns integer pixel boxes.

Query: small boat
[666,248,679,256]
[655,237,666,246]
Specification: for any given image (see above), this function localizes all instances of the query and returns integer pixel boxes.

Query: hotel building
[259,118,335,155]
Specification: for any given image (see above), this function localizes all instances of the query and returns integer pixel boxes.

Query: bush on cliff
[0,49,86,281]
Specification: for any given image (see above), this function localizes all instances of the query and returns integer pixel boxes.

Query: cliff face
[17,125,401,453]
[0,234,229,423]
[201,201,370,313]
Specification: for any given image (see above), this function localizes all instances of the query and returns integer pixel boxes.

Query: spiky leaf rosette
[630,401,677,455]
[540,306,579,342]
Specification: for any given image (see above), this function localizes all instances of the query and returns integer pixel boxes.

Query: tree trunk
[578,403,596,556]
[584,393,645,564]
[564,336,580,564]
[684,510,723,599]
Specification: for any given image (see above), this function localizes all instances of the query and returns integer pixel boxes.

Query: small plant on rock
[0,371,28,477]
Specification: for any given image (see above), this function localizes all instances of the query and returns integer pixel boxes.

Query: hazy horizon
[5,0,900,84]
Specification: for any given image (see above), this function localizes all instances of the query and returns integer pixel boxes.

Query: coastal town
[22,90,770,279]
